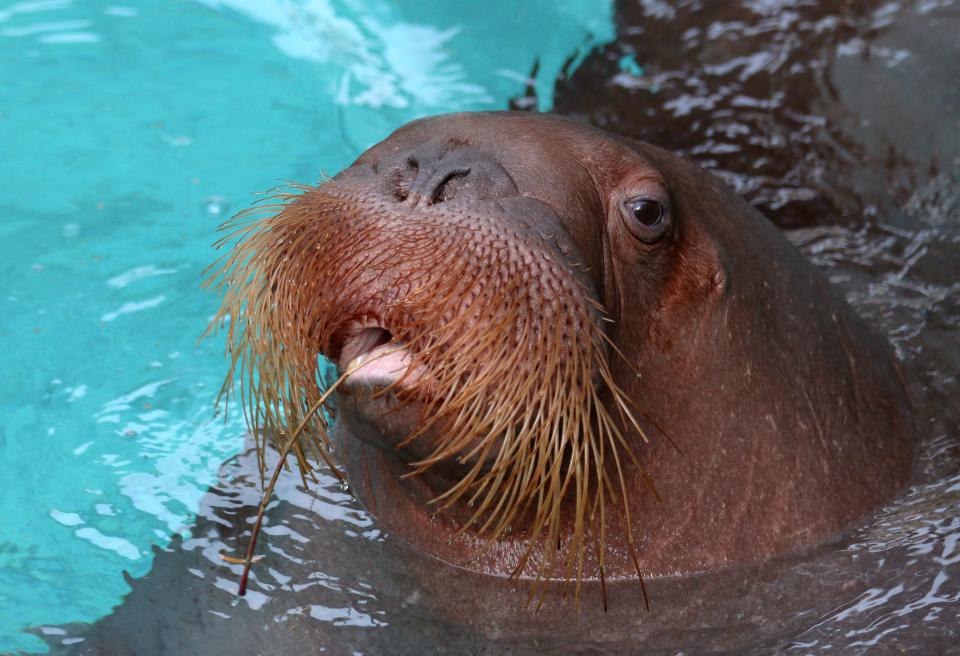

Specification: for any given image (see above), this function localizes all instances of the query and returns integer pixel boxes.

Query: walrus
[205,111,915,605]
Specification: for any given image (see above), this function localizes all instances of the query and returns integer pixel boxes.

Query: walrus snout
[310,146,607,477]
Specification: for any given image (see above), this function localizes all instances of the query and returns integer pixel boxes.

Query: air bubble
[202,195,230,218]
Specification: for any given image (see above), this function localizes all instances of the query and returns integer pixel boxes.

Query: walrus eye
[629,199,662,226]
[623,197,669,243]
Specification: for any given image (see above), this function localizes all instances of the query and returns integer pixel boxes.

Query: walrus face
[208,112,681,585]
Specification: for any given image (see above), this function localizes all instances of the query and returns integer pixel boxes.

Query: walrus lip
[343,341,414,386]
[337,324,424,391]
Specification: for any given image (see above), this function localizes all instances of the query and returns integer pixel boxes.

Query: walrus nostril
[388,148,517,206]
[428,166,471,204]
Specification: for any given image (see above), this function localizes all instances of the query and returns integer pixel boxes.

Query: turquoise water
[0,1,612,652]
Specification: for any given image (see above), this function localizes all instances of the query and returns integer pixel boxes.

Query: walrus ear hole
[622,197,670,243]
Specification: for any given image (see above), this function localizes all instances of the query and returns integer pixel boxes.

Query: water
[3,0,959,654]
[0,1,612,653]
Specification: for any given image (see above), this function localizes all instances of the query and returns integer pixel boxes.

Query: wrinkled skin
[314,111,916,580]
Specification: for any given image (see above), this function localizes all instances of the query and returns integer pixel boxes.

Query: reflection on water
[11,0,960,653]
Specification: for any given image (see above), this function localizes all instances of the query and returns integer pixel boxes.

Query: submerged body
[209,111,915,592]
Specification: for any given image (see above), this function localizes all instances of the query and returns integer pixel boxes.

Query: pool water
[0,1,612,652]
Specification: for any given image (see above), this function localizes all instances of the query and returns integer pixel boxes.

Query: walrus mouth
[204,181,650,600]
[335,323,410,386]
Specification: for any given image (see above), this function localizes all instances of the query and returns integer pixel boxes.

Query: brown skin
[215,111,915,585]
[327,112,915,581]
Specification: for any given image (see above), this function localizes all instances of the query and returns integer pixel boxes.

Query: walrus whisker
[437,394,565,518]
[418,351,537,463]
[235,345,402,596]
[291,441,313,488]
[597,350,680,455]
[597,549,608,613]
[393,311,524,452]
[449,387,546,475]
[630,542,651,612]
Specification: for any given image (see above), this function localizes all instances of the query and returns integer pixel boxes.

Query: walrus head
[207,112,914,601]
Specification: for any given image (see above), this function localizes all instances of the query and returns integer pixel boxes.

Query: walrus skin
[263,112,916,582]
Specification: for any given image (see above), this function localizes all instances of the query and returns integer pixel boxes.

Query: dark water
[39,0,960,653]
